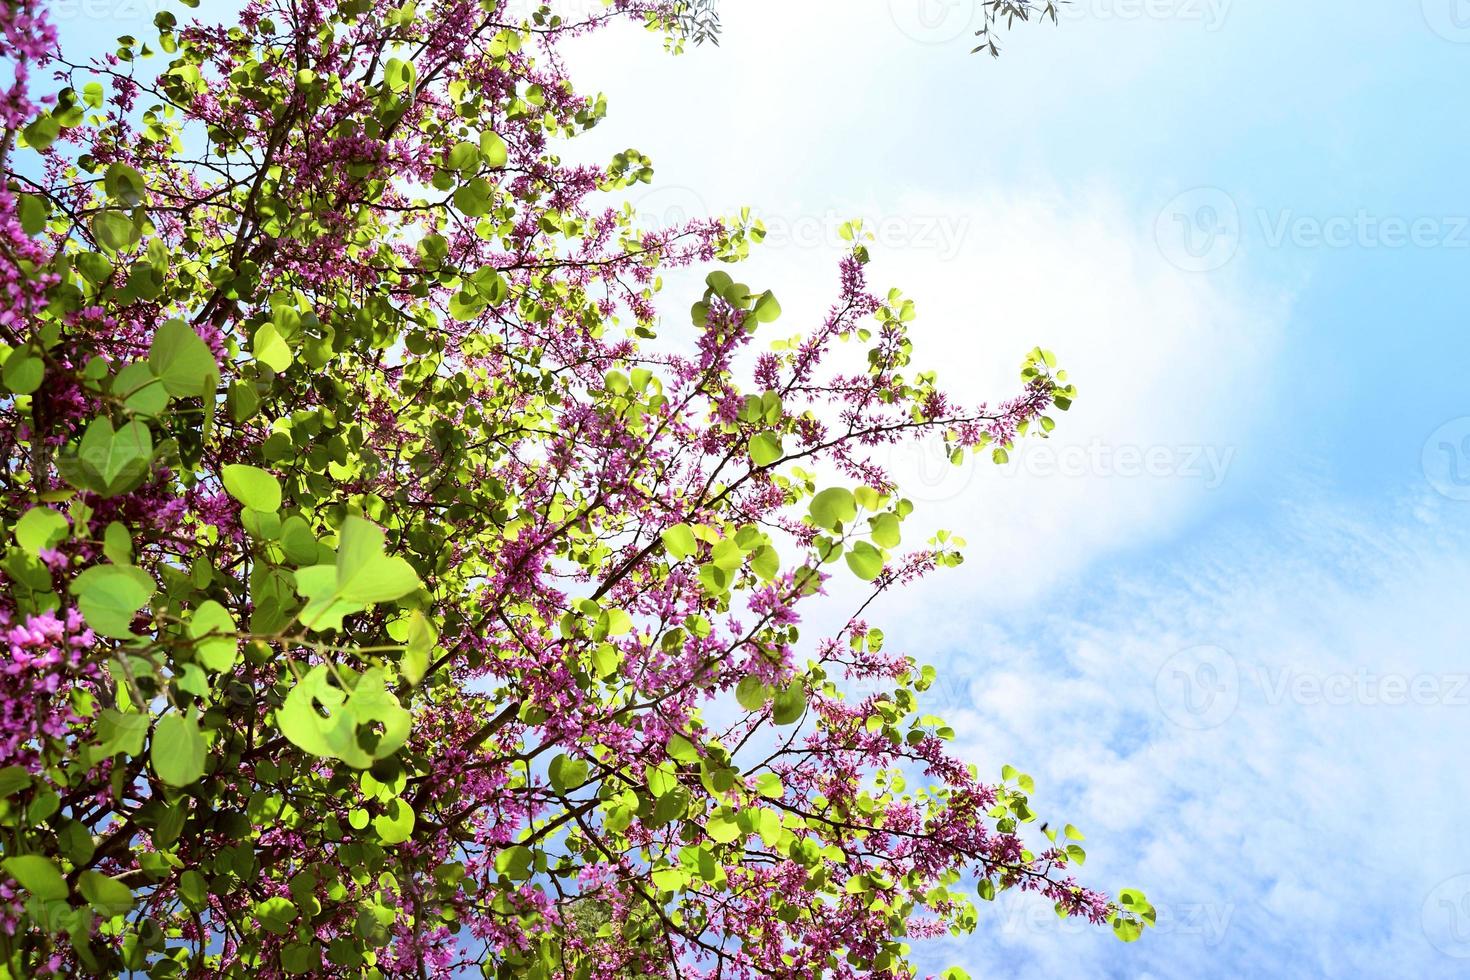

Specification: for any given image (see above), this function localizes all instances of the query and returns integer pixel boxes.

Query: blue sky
[51,0,1470,975]
[565,2,1470,976]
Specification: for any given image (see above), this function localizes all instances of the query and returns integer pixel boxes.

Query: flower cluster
[0,608,97,769]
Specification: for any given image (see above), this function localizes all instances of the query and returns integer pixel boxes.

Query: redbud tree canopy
[0,0,1154,976]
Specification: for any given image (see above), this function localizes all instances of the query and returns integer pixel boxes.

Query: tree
[0,0,1153,977]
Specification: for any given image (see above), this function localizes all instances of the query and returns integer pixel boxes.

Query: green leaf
[103,163,149,207]
[661,523,698,560]
[2,348,43,394]
[445,141,480,171]
[402,610,435,685]
[751,290,782,323]
[65,417,153,498]
[189,600,238,672]
[91,210,139,253]
[335,516,420,603]
[255,896,298,935]
[869,513,901,548]
[750,544,780,581]
[70,564,154,639]
[495,845,533,879]
[809,487,856,531]
[845,541,884,581]
[548,754,589,793]
[735,676,771,711]
[753,772,783,798]
[771,682,806,725]
[78,871,134,917]
[22,114,59,151]
[651,865,688,892]
[114,361,168,415]
[447,290,485,322]
[748,431,783,467]
[93,709,149,759]
[102,522,132,565]
[480,131,509,168]
[453,178,492,217]
[278,667,411,769]
[3,856,68,901]
[0,766,33,798]
[151,712,207,786]
[221,464,282,512]
[16,193,48,235]
[179,870,208,909]
[253,323,293,372]
[148,319,218,398]
[279,516,319,565]
[282,943,321,975]
[372,799,415,845]
[14,507,68,553]
[706,814,742,844]
[296,518,420,630]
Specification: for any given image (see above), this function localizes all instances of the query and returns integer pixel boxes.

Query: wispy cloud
[891,488,1470,978]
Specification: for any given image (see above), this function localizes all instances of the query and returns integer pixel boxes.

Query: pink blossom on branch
[0,0,1151,976]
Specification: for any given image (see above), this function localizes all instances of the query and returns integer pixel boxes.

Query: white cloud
[902,492,1470,978]
[567,13,1295,607]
